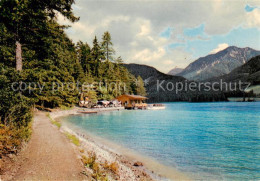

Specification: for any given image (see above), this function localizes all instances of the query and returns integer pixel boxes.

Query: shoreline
[50,107,191,181]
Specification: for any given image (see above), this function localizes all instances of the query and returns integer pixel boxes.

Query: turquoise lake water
[64,102,260,180]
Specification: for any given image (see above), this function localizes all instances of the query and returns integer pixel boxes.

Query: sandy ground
[1,111,90,181]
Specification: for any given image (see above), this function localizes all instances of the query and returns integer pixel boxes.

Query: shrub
[0,87,33,159]
[0,123,31,158]
[81,152,111,181]
[104,161,119,175]
[82,152,96,169]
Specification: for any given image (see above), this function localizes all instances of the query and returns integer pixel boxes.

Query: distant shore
[51,107,190,181]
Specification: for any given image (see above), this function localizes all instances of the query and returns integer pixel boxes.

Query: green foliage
[76,41,91,73]
[0,0,80,158]
[136,76,147,96]
[0,0,79,43]
[101,31,115,62]
[0,68,33,126]
[0,0,146,159]
[0,68,33,158]
[90,36,104,77]
[75,34,145,101]
[0,123,32,158]
[88,90,98,106]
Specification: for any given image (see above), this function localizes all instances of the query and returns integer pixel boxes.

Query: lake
[63,102,260,180]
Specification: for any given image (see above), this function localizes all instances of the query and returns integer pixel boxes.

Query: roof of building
[116,94,148,100]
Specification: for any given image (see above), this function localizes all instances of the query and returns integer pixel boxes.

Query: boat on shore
[77,111,98,114]
[77,107,124,114]
[147,104,166,110]
[227,97,260,102]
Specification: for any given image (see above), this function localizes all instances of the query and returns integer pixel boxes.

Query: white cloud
[246,9,260,28]
[137,20,151,36]
[210,43,229,54]
[57,0,260,73]
[101,15,130,27]
[132,47,166,63]
[163,60,174,65]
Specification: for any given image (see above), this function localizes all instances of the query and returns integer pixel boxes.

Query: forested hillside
[0,0,145,158]
[124,64,226,102]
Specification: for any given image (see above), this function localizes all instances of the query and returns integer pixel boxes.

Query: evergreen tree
[87,90,98,107]
[73,61,85,82]
[101,31,115,62]
[115,56,123,77]
[136,76,147,96]
[0,0,79,71]
[0,5,147,156]
[76,41,91,73]
[115,56,123,64]
[90,36,103,77]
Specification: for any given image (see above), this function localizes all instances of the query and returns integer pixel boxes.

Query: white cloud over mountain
[210,43,229,54]
[58,0,260,73]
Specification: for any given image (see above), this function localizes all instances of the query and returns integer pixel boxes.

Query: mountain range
[123,46,260,102]
[167,67,183,75]
[208,55,260,85]
[123,64,226,102]
[177,46,260,81]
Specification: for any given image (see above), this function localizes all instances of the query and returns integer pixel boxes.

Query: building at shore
[116,94,148,109]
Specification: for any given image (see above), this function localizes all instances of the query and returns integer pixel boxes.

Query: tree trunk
[106,41,109,61]
[16,40,22,71]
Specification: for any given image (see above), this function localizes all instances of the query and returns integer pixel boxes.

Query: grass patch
[65,133,80,146]
[52,121,61,128]
[47,113,61,129]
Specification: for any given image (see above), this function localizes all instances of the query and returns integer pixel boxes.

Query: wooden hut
[116,94,148,109]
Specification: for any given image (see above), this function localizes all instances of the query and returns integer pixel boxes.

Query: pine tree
[115,56,123,78]
[76,41,91,73]
[90,36,103,77]
[115,56,123,64]
[136,76,147,96]
[101,31,115,62]
[0,0,79,71]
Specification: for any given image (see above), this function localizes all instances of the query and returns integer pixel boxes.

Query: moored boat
[147,104,166,110]
[77,111,98,114]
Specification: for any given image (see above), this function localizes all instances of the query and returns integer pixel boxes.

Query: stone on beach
[133,161,143,167]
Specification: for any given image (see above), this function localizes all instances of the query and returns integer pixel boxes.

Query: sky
[58,0,260,73]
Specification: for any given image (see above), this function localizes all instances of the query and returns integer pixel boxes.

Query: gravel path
[10,111,88,180]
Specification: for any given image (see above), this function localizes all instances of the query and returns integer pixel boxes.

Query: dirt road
[4,112,88,181]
